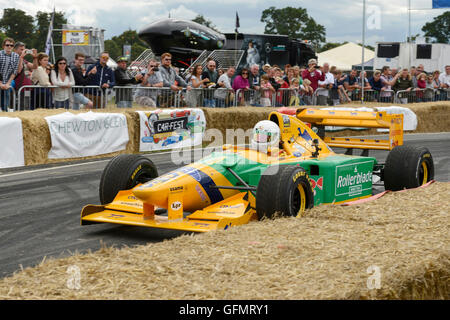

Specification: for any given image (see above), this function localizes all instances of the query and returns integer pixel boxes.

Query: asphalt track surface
[0,133,449,278]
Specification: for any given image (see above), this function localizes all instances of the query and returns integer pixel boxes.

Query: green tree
[192,14,220,33]
[302,17,326,46]
[105,39,121,61]
[0,31,7,45]
[357,43,375,51]
[130,43,147,61]
[421,11,450,43]
[0,8,35,45]
[318,42,346,53]
[260,6,326,46]
[32,11,67,55]
[107,29,148,61]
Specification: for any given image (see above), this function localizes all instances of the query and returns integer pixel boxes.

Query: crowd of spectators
[0,37,117,111]
[1,36,450,111]
[173,58,450,107]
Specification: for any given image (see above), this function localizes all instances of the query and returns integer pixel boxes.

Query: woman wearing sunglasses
[50,57,75,109]
[232,68,250,106]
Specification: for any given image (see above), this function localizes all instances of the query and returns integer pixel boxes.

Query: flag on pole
[45,9,55,56]
[432,0,450,8]
[235,12,240,33]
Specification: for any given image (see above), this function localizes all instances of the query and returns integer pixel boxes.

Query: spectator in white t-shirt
[439,65,450,100]
[438,65,450,89]
[316,63,334,105]
[185,63,209,107]
[214,67,235,108]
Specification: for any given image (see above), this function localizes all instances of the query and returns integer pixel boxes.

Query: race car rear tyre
[256,165,314,219]
[99,154,159,205]
[384,145,434,191]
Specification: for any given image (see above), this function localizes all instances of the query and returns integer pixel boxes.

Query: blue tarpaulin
[432,0,450,8]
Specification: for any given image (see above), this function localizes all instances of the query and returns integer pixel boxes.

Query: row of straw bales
[0,102,449,166]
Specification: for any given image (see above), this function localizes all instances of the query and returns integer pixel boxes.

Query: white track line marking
[0,146,223,178]
[1,133,448,178]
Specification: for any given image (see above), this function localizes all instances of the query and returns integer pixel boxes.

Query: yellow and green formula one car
[81,109,434,232]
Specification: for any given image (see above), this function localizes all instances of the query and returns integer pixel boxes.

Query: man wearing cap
[301,58,325,93]
[114,56,143,108]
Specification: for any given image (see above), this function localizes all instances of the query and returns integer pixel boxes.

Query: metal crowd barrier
[16,85,104,111]
[0,87,16,112]
[182,87,234,108]
[234,88,262,106]
[121,86,184,108]
[121,86,236,108]
[314,88,396,105]
[394,88,450,104]
[9,85,450,111]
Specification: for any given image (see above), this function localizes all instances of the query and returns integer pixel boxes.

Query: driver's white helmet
[251,120,280,153]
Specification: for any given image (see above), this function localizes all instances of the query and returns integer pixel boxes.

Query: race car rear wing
[295,108,404,151]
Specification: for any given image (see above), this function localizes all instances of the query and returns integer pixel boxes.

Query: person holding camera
[13,42,37,97]
[134,59,163,107]
[301,58,325,94]
[114,56,143,108]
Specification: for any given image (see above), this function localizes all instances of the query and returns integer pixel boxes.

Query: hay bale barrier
[0,182,448,300]
[0,101,448,166]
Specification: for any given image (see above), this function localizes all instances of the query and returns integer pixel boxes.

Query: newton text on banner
[45,112,129,159]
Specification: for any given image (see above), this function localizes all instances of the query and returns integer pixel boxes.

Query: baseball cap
[308,58,317,65]
[117,56,128,62]
[263,64,271,68]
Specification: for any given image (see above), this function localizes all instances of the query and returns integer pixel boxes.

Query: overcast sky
[1,0,447,45]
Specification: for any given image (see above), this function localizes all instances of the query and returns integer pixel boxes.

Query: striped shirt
[0,50,19,84]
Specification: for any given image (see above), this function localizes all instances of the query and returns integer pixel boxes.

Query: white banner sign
[137,109,206,152]
[45,112,129,159]
[0,117,25,168]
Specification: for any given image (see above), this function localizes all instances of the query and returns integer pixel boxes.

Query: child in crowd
[300,78,314,95]
[300,78,314,105]
[260,74,275,107]
[288,78,301,106]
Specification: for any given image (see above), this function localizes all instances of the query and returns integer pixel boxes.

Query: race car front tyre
[256,165,314,219]
[383,145,434,191]
[99,154,159,205]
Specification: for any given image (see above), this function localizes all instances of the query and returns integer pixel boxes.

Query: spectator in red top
[275,76,289,106]
[416,72,427,102]
[301,58,325,92]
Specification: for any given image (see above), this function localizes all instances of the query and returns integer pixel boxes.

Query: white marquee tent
[317,42,375,71]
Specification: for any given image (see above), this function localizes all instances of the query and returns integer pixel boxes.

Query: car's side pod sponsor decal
[178,166,224,204]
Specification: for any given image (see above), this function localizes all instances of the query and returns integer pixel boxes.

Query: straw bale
[201,102,450,139]
[1,107,144,166]
[0,182,448,300]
